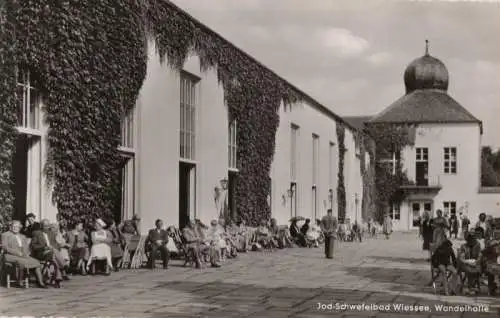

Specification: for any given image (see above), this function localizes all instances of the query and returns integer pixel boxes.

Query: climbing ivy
[1,0,147,225]
[365,123,416,223]
[0,0,301,226]
[336,123,346,222]
[0,0,18,224]
[358,133,376,222]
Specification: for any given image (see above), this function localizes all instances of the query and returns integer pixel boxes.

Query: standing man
[146,219,169,269]
[320,209,338,259]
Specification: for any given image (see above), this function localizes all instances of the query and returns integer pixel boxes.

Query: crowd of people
[418,210,500,296]
[3,208,497,296]
[0,209,343,288]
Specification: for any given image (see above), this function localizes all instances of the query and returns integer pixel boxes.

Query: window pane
[180,132,185,157]
[16,85,24,126]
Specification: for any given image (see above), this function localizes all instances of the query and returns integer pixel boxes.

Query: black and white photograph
[0,0,499,317]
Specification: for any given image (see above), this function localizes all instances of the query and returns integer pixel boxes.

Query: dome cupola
[403,40,449,94]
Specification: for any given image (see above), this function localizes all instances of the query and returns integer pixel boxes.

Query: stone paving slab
[0,233,498,317]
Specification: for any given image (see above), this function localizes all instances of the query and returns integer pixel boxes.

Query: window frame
[179,71,200,162]
[443,147,457,174]
[443,201,457,216]
[15,68,43,136]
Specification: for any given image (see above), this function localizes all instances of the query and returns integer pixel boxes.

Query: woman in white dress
[87,218,113,274]
[306,222,321,247]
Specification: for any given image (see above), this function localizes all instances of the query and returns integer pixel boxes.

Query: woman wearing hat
[87,218,113,274]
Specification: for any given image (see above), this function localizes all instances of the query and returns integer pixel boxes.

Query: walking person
[449,214,459,239]
[320,209,337,259]
[461,214,470,238]
[420,211,433,261]
[382,213,392,239]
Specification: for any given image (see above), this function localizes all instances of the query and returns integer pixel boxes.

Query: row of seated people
[430,225,500,296]
[0,216,130,288]
[0,215,329,288]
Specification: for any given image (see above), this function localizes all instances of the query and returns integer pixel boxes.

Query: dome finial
[425,39,429,56]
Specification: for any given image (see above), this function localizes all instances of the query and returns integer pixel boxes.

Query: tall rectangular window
[443,201,457,216]
[390,202,400,220]
[228,120,238,169]
[121,111,134,148]
[312,134,319,185]
[180,72,198,160]
[415,147,429,186]
[290,124,299,181]
[16,69,41,130]
[444,147,457,174]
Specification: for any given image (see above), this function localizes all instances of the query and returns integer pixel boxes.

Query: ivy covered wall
[0,0,377,227]
[336,123,347,222]
[364,123,416,223]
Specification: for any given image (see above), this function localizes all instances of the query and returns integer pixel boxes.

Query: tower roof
[369,40,481,131]
[404,40,449,94]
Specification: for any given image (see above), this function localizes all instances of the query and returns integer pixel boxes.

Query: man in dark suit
[321,209,338,259]
[146,219,169,269]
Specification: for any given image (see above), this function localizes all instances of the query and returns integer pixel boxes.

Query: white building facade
[364,47,500,231]
[13,37,368,234]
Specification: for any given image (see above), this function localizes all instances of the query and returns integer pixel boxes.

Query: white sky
[173,0,500,149]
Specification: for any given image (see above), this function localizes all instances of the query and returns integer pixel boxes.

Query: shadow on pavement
[369,255,430,264]
[344,265,430,292]
[146,280,499,318]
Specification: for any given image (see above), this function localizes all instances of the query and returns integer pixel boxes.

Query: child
[431,238,458,295]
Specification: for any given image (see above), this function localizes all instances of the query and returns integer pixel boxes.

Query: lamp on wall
[287,181,297,198]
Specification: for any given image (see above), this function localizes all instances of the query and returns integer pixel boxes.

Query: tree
[481,146,500,186]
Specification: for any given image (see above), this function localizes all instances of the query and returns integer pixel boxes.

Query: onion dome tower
[403,40,449,94]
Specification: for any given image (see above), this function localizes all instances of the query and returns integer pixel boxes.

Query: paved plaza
[0,232,499,317]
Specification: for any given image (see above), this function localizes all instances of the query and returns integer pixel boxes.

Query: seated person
[193,220,211,262]
[352,221,362,242]
[300,219,310,238]
[30,219,68,282]
[306,221,321,248]
[108,220,125,271]
[255,220,272,248]
[50,223,70,268]
[2,220,47,288]
[182,220,203,268]
[67,221,90,274]
[87,219,113,275]
[22,213,39,239]
[269,218,285,249]
[227,219,246,252]
[290,219,306,247]
[457,231,482,295]
[146,219,169,269]
[431,238,458,295]
[337,223,346,241]
[217,219,229,260]
[199,220,222,268]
